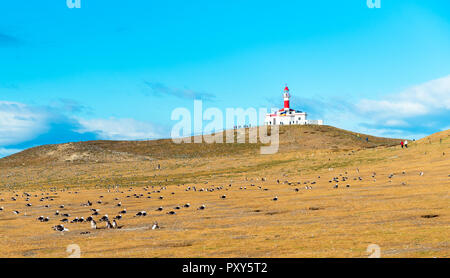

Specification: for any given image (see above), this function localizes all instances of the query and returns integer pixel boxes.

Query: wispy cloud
[143,81,216,101]
[0,32,22,47]
[49,98,93,114]
[77,117,167,141]
[0,147,23,157]
[357,75,450,119]
[0,100,167,157]
[0,101,50,146]
[353,75,450,138]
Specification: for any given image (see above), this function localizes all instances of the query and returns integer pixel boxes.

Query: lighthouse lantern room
[265,85,323,126]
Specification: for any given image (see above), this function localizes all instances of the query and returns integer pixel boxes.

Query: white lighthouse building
[265,85,323,126]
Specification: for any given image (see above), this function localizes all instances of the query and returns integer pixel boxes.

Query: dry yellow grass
[0,127,448,258]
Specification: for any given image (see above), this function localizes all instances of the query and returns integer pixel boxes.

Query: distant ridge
[0,125,402,167]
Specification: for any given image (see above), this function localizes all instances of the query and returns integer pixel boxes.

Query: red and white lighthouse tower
[283,85,290,110]
[265,84,323,126]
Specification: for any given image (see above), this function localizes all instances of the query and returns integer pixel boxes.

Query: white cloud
[384,119,409,127]
[357,75,450,119]
[77,117,164,140]
[307,75,450,139]
[0,101,50,146]
[0,100,165,158]
[0,147,23,157]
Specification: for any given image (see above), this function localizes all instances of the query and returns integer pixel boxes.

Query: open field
[0,125,448,258]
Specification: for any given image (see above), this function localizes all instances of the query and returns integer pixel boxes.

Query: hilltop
[0,125,401,167]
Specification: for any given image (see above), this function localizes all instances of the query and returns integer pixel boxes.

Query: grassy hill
[0,125,401,167]
[0,128,448,257]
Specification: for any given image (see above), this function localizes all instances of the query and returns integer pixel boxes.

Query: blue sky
[1,0,449,157]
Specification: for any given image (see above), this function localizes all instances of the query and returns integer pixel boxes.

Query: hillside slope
[0,128,447,257]
[0,125,401,167]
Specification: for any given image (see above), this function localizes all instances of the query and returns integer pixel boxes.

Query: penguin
[90,220,97,229]
[53,224,68,232]
[99,214,109,222]
[152,222,160,230]
[198,205,206,210]
[106,220,113,229]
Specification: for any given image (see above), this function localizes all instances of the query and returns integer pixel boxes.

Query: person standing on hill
[401,141,404,148]
[404,140,408,148]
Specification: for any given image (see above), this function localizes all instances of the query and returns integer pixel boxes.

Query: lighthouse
[283,85,290,110]
[265,85,323,126]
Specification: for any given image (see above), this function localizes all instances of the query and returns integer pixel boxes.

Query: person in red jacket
[400,141,404,148]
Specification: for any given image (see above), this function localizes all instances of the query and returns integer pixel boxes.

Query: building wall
[265,114,323,126]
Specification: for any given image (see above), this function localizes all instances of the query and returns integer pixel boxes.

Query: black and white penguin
[106,220,113,229]
[53,224,68,232]
[99,214,109,222]
[90,220,97,229]
[197,205,206,210]
[152,222,160,230]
